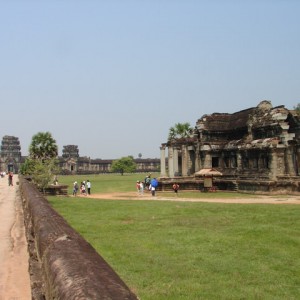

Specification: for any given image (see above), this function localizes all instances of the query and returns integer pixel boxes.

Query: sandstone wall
[19,176,138,300]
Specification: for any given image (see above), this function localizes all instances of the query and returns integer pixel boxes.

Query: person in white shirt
[86,180,91,195]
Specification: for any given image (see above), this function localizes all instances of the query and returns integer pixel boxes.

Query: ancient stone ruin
[0,139,160,175]
[160,101,300,193]
[0,135,24,173]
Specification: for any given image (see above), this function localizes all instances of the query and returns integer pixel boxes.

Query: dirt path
[84,191,300,204]
[0,175,31,300]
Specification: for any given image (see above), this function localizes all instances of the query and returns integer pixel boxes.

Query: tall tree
[23,132,60,192]
[168,122,193,141]
[294,103,300,114]
[29,131,58,160]
[111,156,136,175]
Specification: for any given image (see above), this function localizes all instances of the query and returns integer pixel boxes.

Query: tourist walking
[150,178,158,196]
[139,181,144,195]
[80,181,87,195]
[86,180,91,195]
[136,180,140,194]
[8,172,13,186]
[73,181,79,196]
[144,174,151,190]
[172,183,179,196]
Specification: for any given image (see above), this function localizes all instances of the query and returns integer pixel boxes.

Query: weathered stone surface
[20,176,138,299]
[162,101,300,193]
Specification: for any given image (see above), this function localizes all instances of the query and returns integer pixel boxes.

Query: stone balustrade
[19,176,138,300]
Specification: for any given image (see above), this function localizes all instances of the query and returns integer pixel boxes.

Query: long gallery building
[0,137,160,174]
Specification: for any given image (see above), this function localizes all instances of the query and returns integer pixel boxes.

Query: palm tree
[168,122,193,141]
[29,132,58,161]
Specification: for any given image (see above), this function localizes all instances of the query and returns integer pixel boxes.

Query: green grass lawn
[56,173,160,194]
[56,173,257,199]
[48,175,300,299]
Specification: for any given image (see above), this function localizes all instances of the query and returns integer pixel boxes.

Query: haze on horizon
[0,1,299,159]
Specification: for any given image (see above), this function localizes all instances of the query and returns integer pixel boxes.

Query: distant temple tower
[62,145,80,159]
[60,145,80,173]
[0,135,23,173]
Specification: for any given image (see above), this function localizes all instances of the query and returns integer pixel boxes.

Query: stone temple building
[160,101,300,193]
[0,139,160,175]
[59,145,160,174]
[0,135,25,173]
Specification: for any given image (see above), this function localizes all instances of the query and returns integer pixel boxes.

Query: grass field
[48,174,300,299]
[56,173,160,194]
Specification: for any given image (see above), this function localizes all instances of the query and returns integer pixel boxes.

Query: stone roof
[196,101,293,133]
[197,107,255,131]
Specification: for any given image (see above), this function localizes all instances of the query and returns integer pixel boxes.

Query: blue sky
[1,1,299,159]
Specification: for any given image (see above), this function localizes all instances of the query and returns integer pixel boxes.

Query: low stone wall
[158,176,300,194]
[238,179,300,194]
[43,184,69,196]
[19,176,138,300]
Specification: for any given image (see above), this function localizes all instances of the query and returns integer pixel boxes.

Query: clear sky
[1,0,299,159]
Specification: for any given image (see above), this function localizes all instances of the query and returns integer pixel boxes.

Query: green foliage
[31,158,60,193]
[168,122,193,141]
[111,156,137,175]
[20,158,36,175]
[49,195,300,300]
[23,132,60,191]
[29,131,58,160]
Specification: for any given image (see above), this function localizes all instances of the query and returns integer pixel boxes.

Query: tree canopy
[111,156,136,175]
[168,122,193,141]
[21,131,60,192]
[29,131,58,160]
[294,103,300,114]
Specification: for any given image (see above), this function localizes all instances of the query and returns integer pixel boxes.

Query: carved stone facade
[0,139,160,175]
[0,135,25,173]
[59,145,160,174]
[161,101,300,193]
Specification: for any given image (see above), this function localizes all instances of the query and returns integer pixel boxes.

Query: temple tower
[0,135,22,173]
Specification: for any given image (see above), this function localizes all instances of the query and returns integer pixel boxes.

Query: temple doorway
[7,164,14,173]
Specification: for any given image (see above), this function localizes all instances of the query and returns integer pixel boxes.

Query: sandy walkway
[0,175,31,299]
[85,191,300,204]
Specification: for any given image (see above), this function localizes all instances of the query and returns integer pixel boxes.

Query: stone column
[297,146,300,175]
[181,146,188,176]
[160,146,166,177]
[285,146,296,176]
[203,152,212,168]
[173,148,179,175]
[187,146,195,175]
[168,147,174,178]
[200,145,211,169]
[237,151,242,172]
[195,147,201,172]
[270,148,278,180]
[276,147,286,176]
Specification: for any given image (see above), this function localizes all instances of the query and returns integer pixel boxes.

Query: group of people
[136,174,159,196]
[136,176,180,197]
[73,179,91,196]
